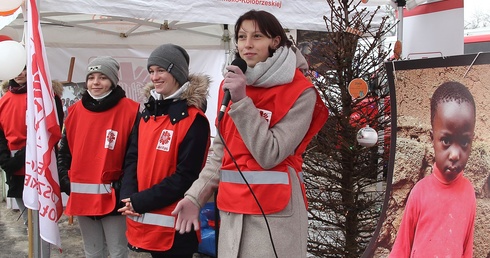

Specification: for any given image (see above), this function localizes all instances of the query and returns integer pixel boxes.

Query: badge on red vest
[157,129,173,151]
[105,129,118,150]
[258,108,272,126]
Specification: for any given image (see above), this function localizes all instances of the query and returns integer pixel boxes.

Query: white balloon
[357,125,378,147]
[0,40,26,80]
[0,0,23,12]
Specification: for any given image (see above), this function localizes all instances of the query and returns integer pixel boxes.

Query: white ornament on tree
[356,125,378,147]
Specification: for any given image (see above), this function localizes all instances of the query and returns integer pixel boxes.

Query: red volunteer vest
[126,106,208,252]
[64,98,139,216]
[216,69,328,215]
[0,91,27,176]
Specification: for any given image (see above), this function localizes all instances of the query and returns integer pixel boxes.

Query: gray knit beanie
[86,56,120,87]
[147,44,189,86]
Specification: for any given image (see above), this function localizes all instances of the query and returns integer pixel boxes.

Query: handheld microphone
[218,58,248,121]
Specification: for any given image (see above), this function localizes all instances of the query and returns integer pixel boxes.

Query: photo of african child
[389,82,476,257]
[370,54,490,257]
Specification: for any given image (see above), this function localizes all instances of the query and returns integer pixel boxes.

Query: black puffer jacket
[0,133,26,198]
[119,74,211,255]
[120,74,210,205]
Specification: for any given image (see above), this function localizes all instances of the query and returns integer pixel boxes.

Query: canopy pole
[222,24,232,74]
[397,5,403,43]
[395,0,406,43]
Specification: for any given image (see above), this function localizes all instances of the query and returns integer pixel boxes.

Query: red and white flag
[24,0,63,248]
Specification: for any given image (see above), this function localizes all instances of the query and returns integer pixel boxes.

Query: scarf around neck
[245,46,309,88]
[81,85,126,112]
[8,79,27,94]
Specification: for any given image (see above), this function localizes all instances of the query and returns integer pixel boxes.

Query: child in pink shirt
[390,81,476,258]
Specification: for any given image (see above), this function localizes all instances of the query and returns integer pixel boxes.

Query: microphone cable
[217,117,279,258]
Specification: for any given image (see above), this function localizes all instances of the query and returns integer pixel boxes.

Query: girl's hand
[118,198,141,217]
[223,65,247,103]
[171,197,200,234]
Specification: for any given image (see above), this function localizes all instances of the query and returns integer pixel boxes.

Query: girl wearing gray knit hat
[119,44,211,257]
[85,56,120,99]
[147,44,189,89]
[58,55,140,258]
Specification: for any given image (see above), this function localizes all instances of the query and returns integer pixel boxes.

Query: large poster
[369,53,490,257]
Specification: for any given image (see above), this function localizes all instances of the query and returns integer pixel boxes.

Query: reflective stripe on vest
[221,170,289,185]
[298,171,304,183]
[70,182,112,194]
[129,213,175,228]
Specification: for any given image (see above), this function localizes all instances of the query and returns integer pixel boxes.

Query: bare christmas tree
[299,0,396,257]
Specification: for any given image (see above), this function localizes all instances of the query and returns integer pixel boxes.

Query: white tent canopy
[0,0,393,136]
[38,0,388,31]
[2,0,392,49]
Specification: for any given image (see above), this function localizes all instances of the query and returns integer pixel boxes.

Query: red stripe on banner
[28,0,63,220]
[25,0,63,249]
[403,0,464,17]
